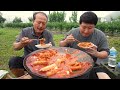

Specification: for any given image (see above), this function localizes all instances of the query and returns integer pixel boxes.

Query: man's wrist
[64,39,68,45]
[19,41,25,47]
[95,51,99,58]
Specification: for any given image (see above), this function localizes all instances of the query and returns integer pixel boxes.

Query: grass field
[0,28,120,74]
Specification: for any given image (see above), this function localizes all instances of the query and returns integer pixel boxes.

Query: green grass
[53,34,65,46]
[0,28,120,74]
[0,28,23,72]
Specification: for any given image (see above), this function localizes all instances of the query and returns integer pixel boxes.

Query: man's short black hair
[79,11,98,25]
[33,11,48,22]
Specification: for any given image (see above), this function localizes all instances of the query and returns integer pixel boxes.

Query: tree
[0,16,6,23]
[48,11,66,22]
[49,11,51,15]
[113,16,120,21]
[0,12,2,16]
[12,17,22,23]
[117,16,120,20]
[28,17,33,22]
[69,11,77,23]
[0,12,6,23]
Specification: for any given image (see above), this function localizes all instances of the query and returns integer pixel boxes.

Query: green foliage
[69,11,78,23]
[4,23,32,28]
[2,21,120,35]
[12,17,22,23]
[0,23,4,28]
[96,21,120,35]
[0,15,6,23]
[48,11,66,22]
[96,22,108,32]
[64,22,79,31]
[47,22,79,32]
[28,17,33,22]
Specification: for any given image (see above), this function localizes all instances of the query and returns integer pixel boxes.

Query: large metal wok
[23,47,94,79]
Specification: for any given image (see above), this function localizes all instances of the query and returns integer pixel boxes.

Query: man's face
[33,13,47,34]
[80,22,95,37]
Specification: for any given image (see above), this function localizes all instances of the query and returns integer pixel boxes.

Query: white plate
[77,42,97,49]
[35,43,52,49]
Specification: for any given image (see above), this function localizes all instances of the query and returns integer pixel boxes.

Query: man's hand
[85,45,98,57]
[64,34,75,44]
[59,34,76,47]
[20,37,33,45]
[13,37,33,50]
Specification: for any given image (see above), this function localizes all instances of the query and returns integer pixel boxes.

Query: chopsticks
[30,39,43,41]
[74,38,81,43]
[31,38,45,41]
[31,39,40,40]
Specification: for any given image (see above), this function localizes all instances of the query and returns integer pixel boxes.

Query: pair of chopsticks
[31,38,45,40]
[74,38,81,43]
[31,38,44,40]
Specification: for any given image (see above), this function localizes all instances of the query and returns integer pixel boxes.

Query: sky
[0,11,115,22]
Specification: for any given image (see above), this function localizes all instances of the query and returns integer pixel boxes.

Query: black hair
[79,11,98,25]
[33,11,48,22]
